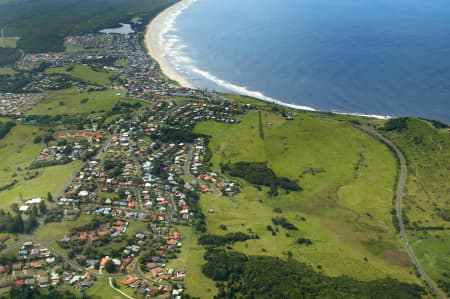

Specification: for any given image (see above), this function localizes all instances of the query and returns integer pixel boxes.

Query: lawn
[87,278,128,299]
[113,59,129,67]
[26,87,126,115]
[44,64,112,85]
[194,110,421,284]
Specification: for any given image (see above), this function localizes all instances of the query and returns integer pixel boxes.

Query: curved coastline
[144,0,391,120]
[145,0,194,88]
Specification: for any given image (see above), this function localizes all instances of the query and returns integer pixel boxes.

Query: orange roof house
[121,277,138,286]
[100,257,111,267]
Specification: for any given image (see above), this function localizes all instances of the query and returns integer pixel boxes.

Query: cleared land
[194,109,420,285]
[44,64,112,86]
[26,87,125,115]
[0,123,82,209]
[0,37,18,48]
[380,118,450,295]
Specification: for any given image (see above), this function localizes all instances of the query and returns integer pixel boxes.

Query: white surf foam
[156,0,394,120]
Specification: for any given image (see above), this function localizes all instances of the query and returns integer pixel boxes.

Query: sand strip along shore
[145,0,195,88]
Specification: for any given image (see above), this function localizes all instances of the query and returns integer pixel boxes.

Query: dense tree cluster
[0,0,176,53]
[296,237,313,246]
[382,117,409,131]
[198,232,256,247]
[69,217,104,235]
[0,121,16,140]
[220,161,301,195]
[185,190,207,233]
[201,250,425,299]
[0,48,21,67]
[271,216,298,230]
[202,249,248,281]
[0,73,31,93]
[6,286,87,299]
[151,127,208,143]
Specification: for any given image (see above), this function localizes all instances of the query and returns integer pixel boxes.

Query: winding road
[358,125,445,299]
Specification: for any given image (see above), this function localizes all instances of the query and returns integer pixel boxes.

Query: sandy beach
[143,0,390,120]
[144,0,194,88]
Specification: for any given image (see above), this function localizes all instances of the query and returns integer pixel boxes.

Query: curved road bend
[358,125,445,299]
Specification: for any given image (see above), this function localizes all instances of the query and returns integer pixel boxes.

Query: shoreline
[144,0,195,88]
[143,0,391,120]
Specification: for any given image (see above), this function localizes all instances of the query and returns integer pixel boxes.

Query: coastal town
[0,24,251,298]
[2,0,450,298]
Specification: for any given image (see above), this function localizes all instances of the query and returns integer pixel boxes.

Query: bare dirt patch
[383,250,411,266]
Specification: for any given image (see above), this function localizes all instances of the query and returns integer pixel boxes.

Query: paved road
[183,145,221,195]
[358,125,445,299]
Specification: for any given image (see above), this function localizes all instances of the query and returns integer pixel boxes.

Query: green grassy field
[113,59,129,67]
[87,278,128,299]
[0,37,17,48]
[0,161,81,209]
[44,64,112,85]
[193,109,421,285]
[26,87,125,115]
[380,118,450,293]
[0,67,17,75]
[0,125,42,186]
[0,122,84,209]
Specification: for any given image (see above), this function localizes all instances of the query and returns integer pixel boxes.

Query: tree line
[201,249,425,299]
[220,161,302,196]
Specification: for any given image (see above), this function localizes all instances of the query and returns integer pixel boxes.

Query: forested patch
[0,121,16,139]
[201,250,425,298]
[220,161,301,195]
[151,127,208,143]
[272,216,298,230]
[0,0,176,53]
[382,117,409,131]
[198,232,256,247]
[0,48,21,67]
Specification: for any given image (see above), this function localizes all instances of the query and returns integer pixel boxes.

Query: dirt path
[109,277,135,299]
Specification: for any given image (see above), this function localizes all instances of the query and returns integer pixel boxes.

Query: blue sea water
[161,0,450,122]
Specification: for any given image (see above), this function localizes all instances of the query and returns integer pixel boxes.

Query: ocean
[157,0,450,122]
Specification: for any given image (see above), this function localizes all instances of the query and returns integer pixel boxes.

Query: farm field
[44,64,112,86]
[194,109,421,284]
[26,87,126,115]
